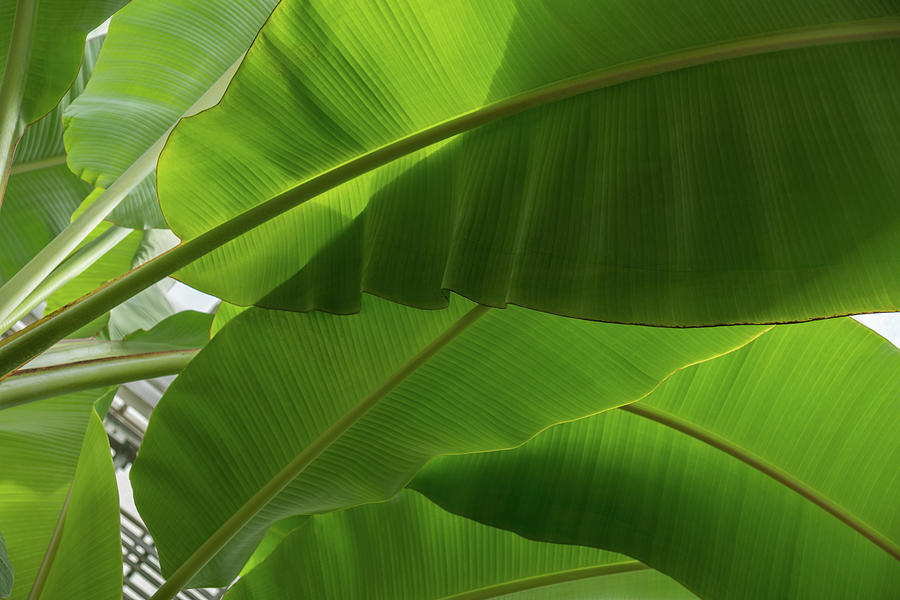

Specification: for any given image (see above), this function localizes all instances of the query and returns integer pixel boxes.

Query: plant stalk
[26,484,71,600]
[2,18,899,379]
[0,349,198,410]
[0,143,158,328]
[0,225,132,333]
[0,0,39,204]
[0,56,244,329]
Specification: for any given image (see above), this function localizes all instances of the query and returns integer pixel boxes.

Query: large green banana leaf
[412,319,900,598]
[0,389,121,600]
[0,1,125,197]
[0,38,101,285]
[131,294,765,589]
[225,490,695,600]
[155,0,900,326]
[62,0,278,228]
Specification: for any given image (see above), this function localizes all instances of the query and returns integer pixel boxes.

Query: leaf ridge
[437,560,650,600]
[618,402,900,561]
[148,304,491,599]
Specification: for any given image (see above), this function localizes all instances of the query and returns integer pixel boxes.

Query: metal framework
[109,408,224,600]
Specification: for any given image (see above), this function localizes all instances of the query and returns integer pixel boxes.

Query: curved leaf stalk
[0,56,244,330]
[8,153,67,175]
[1,18,899,379]
[0,225,132,333]
[0,0,38,203]
[0,349,198,410]
[148,305,490,600]
[440,562,649,600]
[25,484,72,600]
[441,560,650,600]
[618,402,900,561]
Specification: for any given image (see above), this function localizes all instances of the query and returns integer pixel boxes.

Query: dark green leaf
[413,319,900,599]
[226,491,695,600]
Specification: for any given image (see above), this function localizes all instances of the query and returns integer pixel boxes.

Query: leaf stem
[0,144,158,329]
[0,0,38,204]
[0,348,198,411]
[0,225,132,333]
[439,561,649,600]
[1,18,899,378]
[149,305,490,600]
[8,153,66,175]
[26,483,71,600]
[0,56,244,331]
[619,402,900,562]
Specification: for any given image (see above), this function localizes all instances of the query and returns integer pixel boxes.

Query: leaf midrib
[437,560,649,600]
[619,402,900,561]
[148,304,491,599]
[26,483,72,600]
[8,155,67,176]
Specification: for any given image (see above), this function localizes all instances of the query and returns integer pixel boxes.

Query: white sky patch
[88,18,111,40]
[165,280,220,314]
[853,313,900,349]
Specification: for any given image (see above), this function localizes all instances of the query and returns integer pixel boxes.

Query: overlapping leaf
[131,294,765,587]
[62,0,278,228]
[413,319,900,598]
[226,490,695,599]
[0,38,102,285]
[0,2,122,125]
[0,389,121,600]
[0,0,125,195]
[156,0,900,325]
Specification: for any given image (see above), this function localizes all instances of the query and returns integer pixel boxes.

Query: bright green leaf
[92,387,117,418]
[131,293,766,588]
[0,390,121,600]
[62,0,278,228]
[226,490,695,600]
[412,319,900,598]
[107,284,175,340]
[158,0,900,326]
[237,516,308,578]
[210,302,246,338]
[0,1,126,193]
[0,37,101,285]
